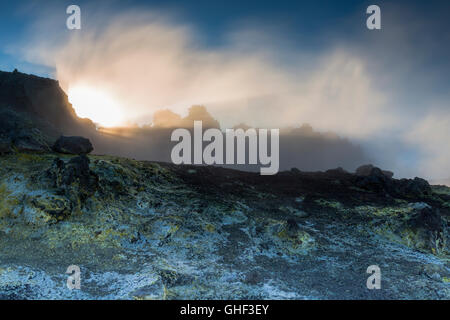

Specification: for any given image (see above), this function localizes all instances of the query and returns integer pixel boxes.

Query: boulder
[53,136,93,155]
[46,155,99,207]
[61,155,92,186]
[355,167,390,193]
[326,167,348,174]
[356,164,393,179]
[355,164,374,176]
[355,167,432,198]
[382,170,394,179]
[395,177,432,198]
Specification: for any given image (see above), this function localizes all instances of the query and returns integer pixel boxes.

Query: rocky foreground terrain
[0,70,449,299]
[0,150,449,299]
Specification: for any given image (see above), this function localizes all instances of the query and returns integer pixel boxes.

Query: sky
[0,0,449,179]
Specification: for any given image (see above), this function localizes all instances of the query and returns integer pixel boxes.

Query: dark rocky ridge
[0,70,371,172]
[0,70,98,154]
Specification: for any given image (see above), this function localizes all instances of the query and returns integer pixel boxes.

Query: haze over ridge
[2,0,449,180]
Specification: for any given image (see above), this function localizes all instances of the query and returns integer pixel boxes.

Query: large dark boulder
[53,136,93,154]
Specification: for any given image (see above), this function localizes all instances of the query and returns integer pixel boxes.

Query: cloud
[93,106,370,173]
[405,108,450,179]
[13,3,450,179]
[19,7,390,134]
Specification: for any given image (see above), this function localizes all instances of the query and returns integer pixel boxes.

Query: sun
[68,86,124,127]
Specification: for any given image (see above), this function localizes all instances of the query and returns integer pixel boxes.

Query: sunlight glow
[68,86,124,127]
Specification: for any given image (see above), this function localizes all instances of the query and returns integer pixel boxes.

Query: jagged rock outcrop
[356,164,394,179]
[46,155,99,211]
[0,70,98,154]
[396,177,433,198]
[0,70,93,131]
[355,165,431,198]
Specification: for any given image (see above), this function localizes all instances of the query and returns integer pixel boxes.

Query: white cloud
[16,6,449,179]
[405,108,450,179]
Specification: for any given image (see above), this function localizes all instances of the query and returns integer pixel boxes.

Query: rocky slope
[0,69,448,299]
[0,151,449,299]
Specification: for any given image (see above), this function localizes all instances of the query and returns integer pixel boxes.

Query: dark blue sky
[1,0,449,98]
[2,0,445,75]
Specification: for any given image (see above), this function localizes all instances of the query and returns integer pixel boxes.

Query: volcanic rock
[46,155,98,207]
[356,164,394,179]
[53,136,93,154]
